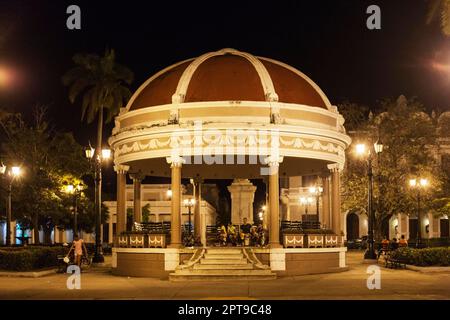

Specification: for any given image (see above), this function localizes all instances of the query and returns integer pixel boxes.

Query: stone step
[206,248,242,255]
[204,253,243,260]
[172,269,274,276]
[193,264,253,270]
[200,259,248,265]
[169,274,277,281]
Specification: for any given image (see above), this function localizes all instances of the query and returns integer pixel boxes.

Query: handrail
[177,248,206,270]
[242,248,270,270]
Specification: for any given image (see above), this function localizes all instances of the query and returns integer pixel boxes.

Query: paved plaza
[0,251,449,300]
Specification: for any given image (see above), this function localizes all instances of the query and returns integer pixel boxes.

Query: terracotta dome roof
[128,48,331,111]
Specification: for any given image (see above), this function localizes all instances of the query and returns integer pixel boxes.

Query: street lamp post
[183,198,195,246]
[409,178,428,248]
[261,205,267,229]
[356,141,383,261]
[0,164,21,246]
[85,145,111,263]
[300,197,313,215]
[309,186,323,222]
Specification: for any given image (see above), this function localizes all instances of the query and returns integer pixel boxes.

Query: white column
[265,156,283,248]
[167,156,184,248]
[114,165,130,238]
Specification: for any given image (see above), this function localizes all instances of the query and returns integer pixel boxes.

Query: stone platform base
[112,247,347,279]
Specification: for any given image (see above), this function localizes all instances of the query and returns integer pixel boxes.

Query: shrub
[0,246,67,271]
[303,229,334,235]
[391,247,450,266]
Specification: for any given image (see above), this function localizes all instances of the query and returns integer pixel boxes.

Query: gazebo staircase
[169,247,276,281]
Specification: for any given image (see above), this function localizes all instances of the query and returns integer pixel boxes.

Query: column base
[92,253,105,263]
[168,243,182,249]
[269,243,283,249]
[363,249,377,260]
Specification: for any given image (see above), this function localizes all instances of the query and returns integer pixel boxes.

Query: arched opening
[381,216,390,239]
[346,213,359,240]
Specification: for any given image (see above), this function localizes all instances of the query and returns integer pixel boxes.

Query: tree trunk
[43,227,52,245]
[97,107,103,154]
[33,213,40,244]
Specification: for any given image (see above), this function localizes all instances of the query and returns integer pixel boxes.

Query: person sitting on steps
[240,218,252,246]
[398,235,408,247]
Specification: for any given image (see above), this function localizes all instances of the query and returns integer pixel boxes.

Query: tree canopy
[340,95,450,239]
[0,108,107,243]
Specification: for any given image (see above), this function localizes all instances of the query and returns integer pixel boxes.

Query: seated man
[240,218,253,246]
[398,235,408,247]
[377,236,390,259]
[219,224,227,246]
[250,226,259,246]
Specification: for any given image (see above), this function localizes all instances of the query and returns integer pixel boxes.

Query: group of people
[218,218,267,247]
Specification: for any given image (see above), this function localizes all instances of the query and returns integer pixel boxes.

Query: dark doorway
[346,213,359,240]
[440,219,449,238]
[409,218,418,240]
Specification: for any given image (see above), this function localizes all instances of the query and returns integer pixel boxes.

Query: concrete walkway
[0,251,449,300]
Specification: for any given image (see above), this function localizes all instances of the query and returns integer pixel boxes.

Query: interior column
[193,178,203,244]
[267,157,282,248]
[114,165,129,239]
[131,172,144,224]
[328,164,342,235]
[322,175,331,229]
[168,157,183,248]
[108,219,113,244]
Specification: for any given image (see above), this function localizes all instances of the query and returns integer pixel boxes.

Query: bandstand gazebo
[109,48,351,279]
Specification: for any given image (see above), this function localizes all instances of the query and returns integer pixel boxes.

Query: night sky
[0,0,449,207]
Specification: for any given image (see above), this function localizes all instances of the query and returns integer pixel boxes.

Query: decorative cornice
[114,164,130,174]
[172,48,278,105]
[327,163,343,172]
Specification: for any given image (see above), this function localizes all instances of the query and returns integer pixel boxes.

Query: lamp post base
[363,249,377,260]
[92,253,105,263]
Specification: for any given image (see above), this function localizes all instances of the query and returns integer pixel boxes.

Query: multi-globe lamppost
[409,178,428,248]
[85,145,111,263]
[183,198,195,246]
[356,139,383,260]
[300,196,313,215]
[0,164,21,246]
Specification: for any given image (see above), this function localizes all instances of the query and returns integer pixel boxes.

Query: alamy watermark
[66,5,81,30]
[169,121,282,175]
[366,5,381,30]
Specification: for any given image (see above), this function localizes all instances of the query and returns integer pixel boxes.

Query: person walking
[68,235,88,267]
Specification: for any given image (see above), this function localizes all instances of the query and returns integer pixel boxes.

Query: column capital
[129,171,145,181]
[166,155,185,167]
[327,163,343,172]
[114,164,130,174]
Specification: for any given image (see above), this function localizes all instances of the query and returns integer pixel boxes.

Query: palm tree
[427,0,450,36]
[63,49,133,261]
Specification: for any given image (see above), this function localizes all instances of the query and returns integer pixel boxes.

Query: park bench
[383,250,407,269]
